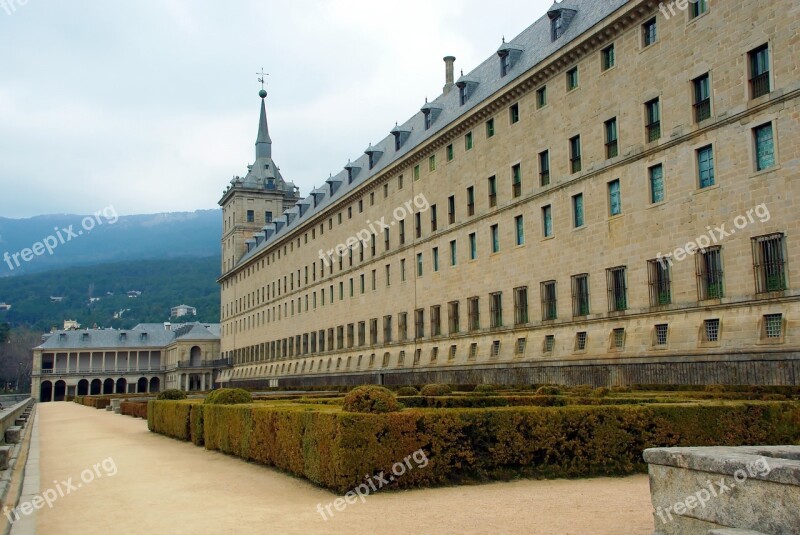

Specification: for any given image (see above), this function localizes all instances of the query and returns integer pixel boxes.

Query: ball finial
[259,89,267,99]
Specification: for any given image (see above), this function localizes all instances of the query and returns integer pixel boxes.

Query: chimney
[443,56,456,95]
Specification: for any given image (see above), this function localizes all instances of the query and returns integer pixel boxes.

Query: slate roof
[235,0,628,268]
[36,322,221,350]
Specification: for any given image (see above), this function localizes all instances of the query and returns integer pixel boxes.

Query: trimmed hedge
[420,384,453,397]
[157,389,187,401]
[343,386,400,414]
[205,388,253,405]
[151,399,800,493]
[120,401,148,418]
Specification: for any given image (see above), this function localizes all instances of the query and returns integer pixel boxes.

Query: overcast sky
[0,0,553,219]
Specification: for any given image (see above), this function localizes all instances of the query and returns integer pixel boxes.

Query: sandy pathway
[34,403,654,535]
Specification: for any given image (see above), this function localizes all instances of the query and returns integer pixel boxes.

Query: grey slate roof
[237,0,628,267]
[36,322,221,350]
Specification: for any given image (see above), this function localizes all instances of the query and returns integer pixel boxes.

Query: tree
[0,323,9,344]
[0,327,40,393]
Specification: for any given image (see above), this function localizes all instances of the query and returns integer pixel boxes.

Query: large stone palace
[217,0,799,388]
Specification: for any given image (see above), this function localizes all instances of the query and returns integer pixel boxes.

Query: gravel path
[34,402,654,535]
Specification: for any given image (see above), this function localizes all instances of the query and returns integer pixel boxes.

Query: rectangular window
[500,52,511,77]
[399,312,408,341]
[544,335,555,353]
[465,131,474,150]
[539,150,550,186]
[398,174,404,190]
[413,164,420,181]
[432,247,439,272]
[514,286,528,325]
[649,164,665,204]
[486,118,495,138]
[516,338,527,356]
[468,297,480,331]
[536,86,547,108]
[490,292,503,328]
[511,164,522,198]
[399,219,405,245]
[608,179,621,216]
[446,144,454,161]
[401,258,406,282]
[486,224,499,253]
[429,155,436,172]
[542,205,553,238]
[601,44,615,71]
[655,324,669,346]
[383,315,392,343]
[264,211,273,223]
[469,232,477,260]
[571,274,590,317]
[415,212,422,239]
[448,195,456,224]
[566,67,579,91]
[541,281,557,321]
[430,204,438,232]
[704,319,720,343]
[431,306,441,337]
[697,145,715,188]
[752,233,787,293]
[246,210,254,223]
[467,186,475,216]
[450,240,457,266]
[643,18,657,47]
[416,252,423,277]
[605,117,618,158]
[754,123,775,171]
[697,246,724,300]
[693,74,711,122]
[645,98,661,142]
[384,228,390,251]
[415,309,424,339]
[509,103,520,124]
[749,44,771,99]
[569,136,582,173]
[448,301,460,334]
[690,0,708,18]
[515,215,525,246]
[648,259,672,306]
[764,314,783,339]
[607,266,628,312]
[575,332,587,351]
[572,193,584,228]
[488,176,497,207]
[347,324,355,348]
[358,321,366,346]
[613,328,625,350]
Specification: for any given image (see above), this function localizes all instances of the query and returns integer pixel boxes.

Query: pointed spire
[255,93,272,160]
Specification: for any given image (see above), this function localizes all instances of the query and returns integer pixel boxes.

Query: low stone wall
[644,445,800,535]
[225,353,800,389]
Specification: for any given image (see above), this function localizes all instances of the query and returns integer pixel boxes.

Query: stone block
[0,445,11,470]
[4,426,22,444]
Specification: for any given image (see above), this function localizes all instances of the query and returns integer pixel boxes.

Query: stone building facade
[218,0,800,388]
[31,322,223,401]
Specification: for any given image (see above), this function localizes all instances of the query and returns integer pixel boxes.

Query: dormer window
[120,332,127,340]
[391,124,411,151]
[82,332,89,340]
[455,74,479,107]
[497,42,523,77]
[501,54,511,77]
[140,332,148,341]
[365,145,383,170]
[345,162,361,183]
[459,84,469,105]
[548,7,576,42]
[420,101,443,130]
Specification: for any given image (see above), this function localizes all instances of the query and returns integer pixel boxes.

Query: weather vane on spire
[257,68,269,98]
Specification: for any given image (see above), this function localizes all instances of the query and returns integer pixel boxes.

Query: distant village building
[49,296,64,303]
[0,303,11,311]
[170,304,197,318]
[31,322,226,401]
[127,291,142,298]
[63,320,81,330]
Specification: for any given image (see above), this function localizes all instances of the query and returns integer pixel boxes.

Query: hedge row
[120,401,148,418]
[149,400,800,493]
[73,396,111,409]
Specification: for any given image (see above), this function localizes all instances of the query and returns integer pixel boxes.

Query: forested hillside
[0,256,221,330]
